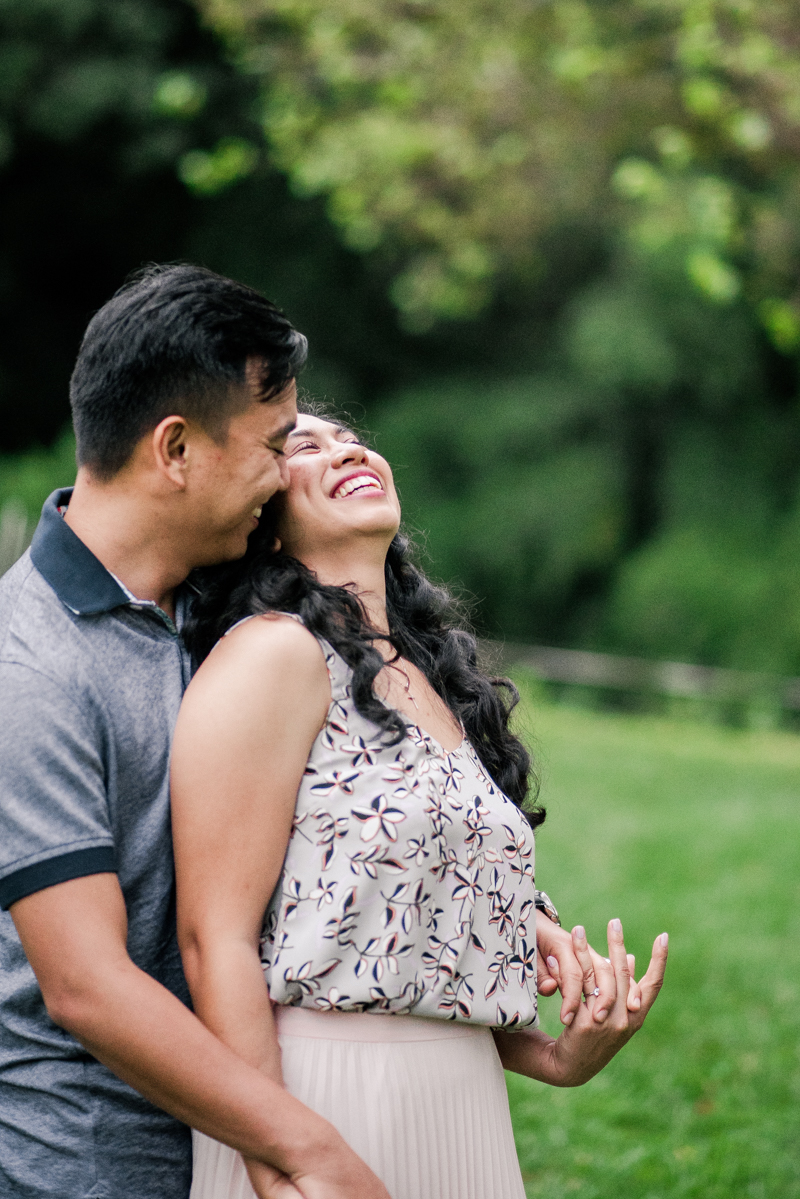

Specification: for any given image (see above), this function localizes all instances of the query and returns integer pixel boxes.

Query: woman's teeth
[332,475,383,499]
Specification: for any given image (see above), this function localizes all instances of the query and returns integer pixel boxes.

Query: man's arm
[11,872,389,1199]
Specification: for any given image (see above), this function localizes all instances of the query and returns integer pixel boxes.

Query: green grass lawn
[507,690,800,1198]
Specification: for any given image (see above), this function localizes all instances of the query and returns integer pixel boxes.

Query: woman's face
[276,415,401,562]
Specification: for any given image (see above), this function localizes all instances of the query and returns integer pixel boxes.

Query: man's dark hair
[70,263,308,479]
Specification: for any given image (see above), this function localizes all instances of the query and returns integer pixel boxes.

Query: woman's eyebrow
[287,424,357,440]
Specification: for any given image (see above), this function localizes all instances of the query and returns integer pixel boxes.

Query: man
[0,264,601,1199]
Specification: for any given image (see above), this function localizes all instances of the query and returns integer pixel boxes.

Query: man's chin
[197,534,250,568]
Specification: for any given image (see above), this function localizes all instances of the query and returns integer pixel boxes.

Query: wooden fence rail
[482,640,800,716]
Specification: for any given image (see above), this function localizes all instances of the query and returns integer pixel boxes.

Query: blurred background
[3,0,800,683]
[1,4,799,1195]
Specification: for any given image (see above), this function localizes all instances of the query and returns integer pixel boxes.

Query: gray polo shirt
[0,489,193,1198]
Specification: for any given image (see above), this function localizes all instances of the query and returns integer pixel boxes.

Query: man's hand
[246,1154,390,1199]
[11,874,389,1199]
[246,1159,302,1199]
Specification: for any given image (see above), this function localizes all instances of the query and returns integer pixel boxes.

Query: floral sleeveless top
[257,619,538,1030]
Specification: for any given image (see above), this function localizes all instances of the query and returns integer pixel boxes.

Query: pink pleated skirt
[190,1005,526,1199]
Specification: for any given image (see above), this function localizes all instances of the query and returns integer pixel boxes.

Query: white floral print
[260,632,538,1029]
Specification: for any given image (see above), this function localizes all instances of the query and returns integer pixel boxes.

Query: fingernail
[563,1012,574,1025]
[547,956,558,970]
[595,1009,607,1022]
[604,957,611,964]
[611,918,622,934]
[659,932,669,948]
[630,996,641,1009]
[574,925,586,941]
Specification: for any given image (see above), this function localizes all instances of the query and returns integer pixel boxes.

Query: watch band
[534,889,561,926]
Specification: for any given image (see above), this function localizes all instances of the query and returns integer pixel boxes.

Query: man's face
[184,371,297,565]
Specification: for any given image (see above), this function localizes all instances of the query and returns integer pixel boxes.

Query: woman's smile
[330,470,385,499]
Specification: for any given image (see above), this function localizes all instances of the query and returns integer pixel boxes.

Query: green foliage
[373,243,798,668]
[0,0,278,452]
[508,693,800,1197]
[1,0,798,676]
[375,374,628,639]
[197,0,800,336]
[0,427,76,520]
[0,0,264,181]
[607,517,800,675]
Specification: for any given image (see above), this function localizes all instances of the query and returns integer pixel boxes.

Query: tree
[0,0,261,450]
[197,0,800,345]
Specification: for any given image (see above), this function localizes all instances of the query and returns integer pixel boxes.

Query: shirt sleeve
[0,662,115,909]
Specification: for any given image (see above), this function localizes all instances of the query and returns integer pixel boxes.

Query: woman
[171,410,668,1199]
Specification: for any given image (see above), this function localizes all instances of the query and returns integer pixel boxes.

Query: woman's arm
[171,614,331,1084]
[493,920,668,1087]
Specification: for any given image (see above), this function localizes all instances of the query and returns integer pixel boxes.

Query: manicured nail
[547,956,559,970]
[611,918,622,934]
[563,1012,574,1025]
[604,957,611,964]
[595,1009,607,1022]
[574,925,586,941]
[659,932,669,948]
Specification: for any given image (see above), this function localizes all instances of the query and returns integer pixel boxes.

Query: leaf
[381,859,407,873]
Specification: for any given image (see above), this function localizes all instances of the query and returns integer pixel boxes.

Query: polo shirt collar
[30,489,130,615]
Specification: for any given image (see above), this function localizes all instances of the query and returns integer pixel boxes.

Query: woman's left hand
[548,919,667,1086]
[535,912,624,1028]
[499,919,668,1087]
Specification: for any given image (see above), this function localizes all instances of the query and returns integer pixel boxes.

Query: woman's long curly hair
[183,411,543,827]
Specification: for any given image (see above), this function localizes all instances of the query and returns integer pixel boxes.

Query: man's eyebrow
[271,419,298,441]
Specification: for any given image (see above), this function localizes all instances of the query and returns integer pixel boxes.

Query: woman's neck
[299,545,390,634]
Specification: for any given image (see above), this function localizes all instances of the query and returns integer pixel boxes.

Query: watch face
[535,891,560,925]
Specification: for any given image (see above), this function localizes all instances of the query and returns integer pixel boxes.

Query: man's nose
[276,454,290,490]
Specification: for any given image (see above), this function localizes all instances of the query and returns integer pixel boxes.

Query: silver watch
[534,889,560,926]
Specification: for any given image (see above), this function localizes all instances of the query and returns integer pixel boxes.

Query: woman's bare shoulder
[186,613,330,707]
